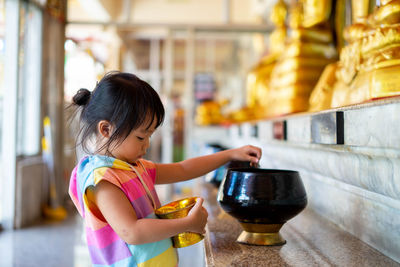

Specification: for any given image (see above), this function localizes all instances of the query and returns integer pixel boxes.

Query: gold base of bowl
[155,197,204,248]
[237,223,286,246]
[172,232,204,248]
[237,231,286,246]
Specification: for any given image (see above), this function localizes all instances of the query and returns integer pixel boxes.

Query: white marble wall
[344,103,400,149]
[194,100,400,263]
[222,136,400,263]
[260,156,400,263]
[257,142,400,201]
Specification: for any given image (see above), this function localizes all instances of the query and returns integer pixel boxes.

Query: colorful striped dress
[69,155,178,267]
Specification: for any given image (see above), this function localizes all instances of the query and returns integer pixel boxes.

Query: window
[0,0,43,228]
[16,2,43,156]
[0,0,5,223]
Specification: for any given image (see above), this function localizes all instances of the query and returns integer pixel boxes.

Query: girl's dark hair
[71,71,165,154]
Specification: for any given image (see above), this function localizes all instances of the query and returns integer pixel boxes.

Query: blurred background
[0,1,277,266]
[0,0,275,229]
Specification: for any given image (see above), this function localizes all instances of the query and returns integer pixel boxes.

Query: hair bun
[73,88,91,106]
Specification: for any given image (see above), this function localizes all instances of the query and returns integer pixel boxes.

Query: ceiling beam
[66,20,272,33]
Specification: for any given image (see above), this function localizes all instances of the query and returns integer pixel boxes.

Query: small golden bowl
[155,197,204,248]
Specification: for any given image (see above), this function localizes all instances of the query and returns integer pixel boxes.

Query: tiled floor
[0,209,91,267]
[0,207,204,267]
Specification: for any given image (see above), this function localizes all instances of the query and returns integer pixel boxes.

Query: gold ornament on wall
[328,0,400,109]
[267,0,338,116]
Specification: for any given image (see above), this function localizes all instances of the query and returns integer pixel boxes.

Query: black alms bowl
[217,168,307,245]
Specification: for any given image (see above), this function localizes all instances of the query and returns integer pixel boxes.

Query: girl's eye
[137,136,144,141]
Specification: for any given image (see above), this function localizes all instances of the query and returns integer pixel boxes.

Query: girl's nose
[144,137,151,149]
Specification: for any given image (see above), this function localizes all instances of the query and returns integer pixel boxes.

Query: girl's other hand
[187,198,208,234]
[231,145,262,167]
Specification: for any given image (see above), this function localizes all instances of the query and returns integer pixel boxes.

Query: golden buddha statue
[311,0,400,110]
[266,0,338,117]
[195,100,225,126]
[350,0,400,102]
[245,0,288,120]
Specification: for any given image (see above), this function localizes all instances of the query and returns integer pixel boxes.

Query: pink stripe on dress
[121,179,148,202]
[146,168,156,183]
[86,225,121,249]
[70,172,86,217]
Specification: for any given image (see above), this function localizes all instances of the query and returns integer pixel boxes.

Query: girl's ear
[98,120,113,138]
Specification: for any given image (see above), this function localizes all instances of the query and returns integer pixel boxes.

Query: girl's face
[108,118,157,164]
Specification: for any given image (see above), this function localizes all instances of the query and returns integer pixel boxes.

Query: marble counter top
[200,183,400,267]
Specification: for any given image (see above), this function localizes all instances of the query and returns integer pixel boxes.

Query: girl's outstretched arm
[91,180,208,245]
[155,145,261,184]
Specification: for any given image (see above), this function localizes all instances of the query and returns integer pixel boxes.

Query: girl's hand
[230,145,262,167]
[187,198,208,234]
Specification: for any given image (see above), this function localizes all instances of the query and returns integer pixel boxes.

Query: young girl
[69,71,262,267]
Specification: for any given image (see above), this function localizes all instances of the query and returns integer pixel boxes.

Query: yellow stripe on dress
[137,246,178,267]
[112,159,132,171]
[83,186,108,230]
[93,167,108,184]
[94,167,134,185]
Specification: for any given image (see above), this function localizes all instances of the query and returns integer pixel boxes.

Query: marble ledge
[256,142,400,201]
[240,95,400,123]
[200,183,400,267]
[222,96,400,150]
[224,133,400,202]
